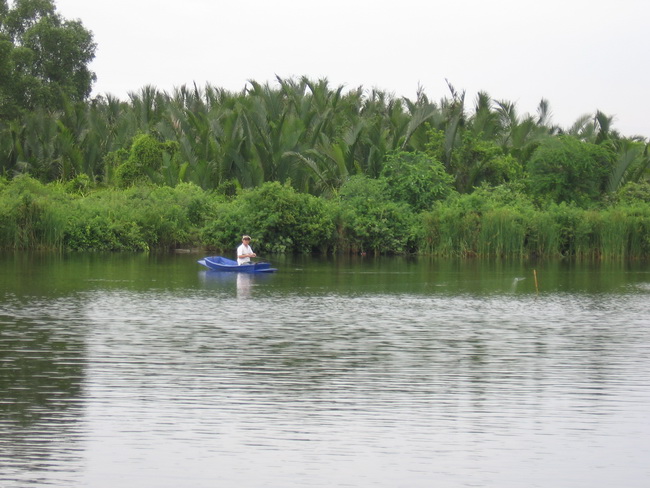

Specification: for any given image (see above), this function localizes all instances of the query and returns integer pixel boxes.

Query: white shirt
[237,243,254,265]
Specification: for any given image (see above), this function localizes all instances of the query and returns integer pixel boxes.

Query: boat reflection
[199,270,272,298]
[236,273,253,298]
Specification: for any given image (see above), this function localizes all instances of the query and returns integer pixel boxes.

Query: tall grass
[477,208,527,257]
[422,207,480,256]
[525,211,561,257]
[598,206,650,259]
[0,178,66,250]
[421,199,650,259]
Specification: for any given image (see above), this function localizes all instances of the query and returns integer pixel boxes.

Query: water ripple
[2,285,649,488]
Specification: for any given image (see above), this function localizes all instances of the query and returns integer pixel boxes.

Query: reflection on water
[0,296,87,487]
[1,254,650,487]
[199,271,268,298]
[236,273,253,298]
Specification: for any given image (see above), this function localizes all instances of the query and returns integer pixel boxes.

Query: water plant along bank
[2,175,650,259]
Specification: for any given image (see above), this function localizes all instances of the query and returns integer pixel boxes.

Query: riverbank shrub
[200,181,335,254]
[0,178,212,251]
[335,175,416,254]
[64,210,149,251]
[1,177,649,258]
[421,184,534,256]
[0,176,67,249]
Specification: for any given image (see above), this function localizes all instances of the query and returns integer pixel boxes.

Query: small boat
[198,256,277,273]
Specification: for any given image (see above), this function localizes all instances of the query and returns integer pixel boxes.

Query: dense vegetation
[3,173,650,258]
[1,1,649,257]
[1,0,96,118]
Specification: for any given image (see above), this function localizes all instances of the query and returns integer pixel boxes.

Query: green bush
[615,181,650,205]
[527,136,615,205]
[381,151,456,212]
[421,202,480,256]
[453,133,524,193]
[335,175,416,254]
[64,213,148,251]
[525,211,561,257]
[201,181,335,254]
[130,133,163,170]
[199,200,246,252]
[596,206,650,258]
[114,134,179,187]
[58,184,210,251]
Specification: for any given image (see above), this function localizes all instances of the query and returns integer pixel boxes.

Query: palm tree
[438,81,467,169]
[401,87,442,151]
[492,98,554,162]
[128,85,167,133]
[469,91,503,142]
[607,138,650,191]
[566,110,618,144]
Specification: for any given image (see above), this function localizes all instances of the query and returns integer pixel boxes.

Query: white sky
[53,0,650,138]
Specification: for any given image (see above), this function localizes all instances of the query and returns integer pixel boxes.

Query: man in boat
[237,235,256,265]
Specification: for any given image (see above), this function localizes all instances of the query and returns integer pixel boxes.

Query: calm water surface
[1,253,649,487]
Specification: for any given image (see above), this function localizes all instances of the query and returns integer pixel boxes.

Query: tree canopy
[0,0,96,118]
[0,2,647,211]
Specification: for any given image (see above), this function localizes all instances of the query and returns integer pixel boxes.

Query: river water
[1,253,649,487]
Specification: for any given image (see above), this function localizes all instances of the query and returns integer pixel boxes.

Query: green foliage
[0,0,96,117]
[336,175,416,254]
[201,181,335,254]
[64,173,92,195]
[420,185,650,258]
[198,200,244,252]
[546,203,598,257]
[1,176,649,258]
[423,185,540,257]
[115,133,177,187]
[62,184,212,251]
[239,182,334,253]
[477,207,527,256]
[421,203,480,256]
[1,70,649,256]
[101,147,129,185]
[607,139,650,191]
[1,73,645,210]
[527,136,615,205]
[420,186,528,256]
[381,151,456,212]
[0,177,213,251]
[427,128,524,193]
[424,128,447,165]
[525,210,561,257]
[114,159,141,188]
[613,181,650,205]
[64,212,148,251]
[0,175,66,248]
[130,133,163,169]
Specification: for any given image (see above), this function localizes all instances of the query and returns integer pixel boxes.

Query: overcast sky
[53,0,649,138]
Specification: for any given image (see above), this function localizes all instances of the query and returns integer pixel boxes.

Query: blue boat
[198,256,277,273]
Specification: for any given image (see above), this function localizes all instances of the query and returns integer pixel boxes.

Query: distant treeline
[1,77,650,256]
[0,77,648,194]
